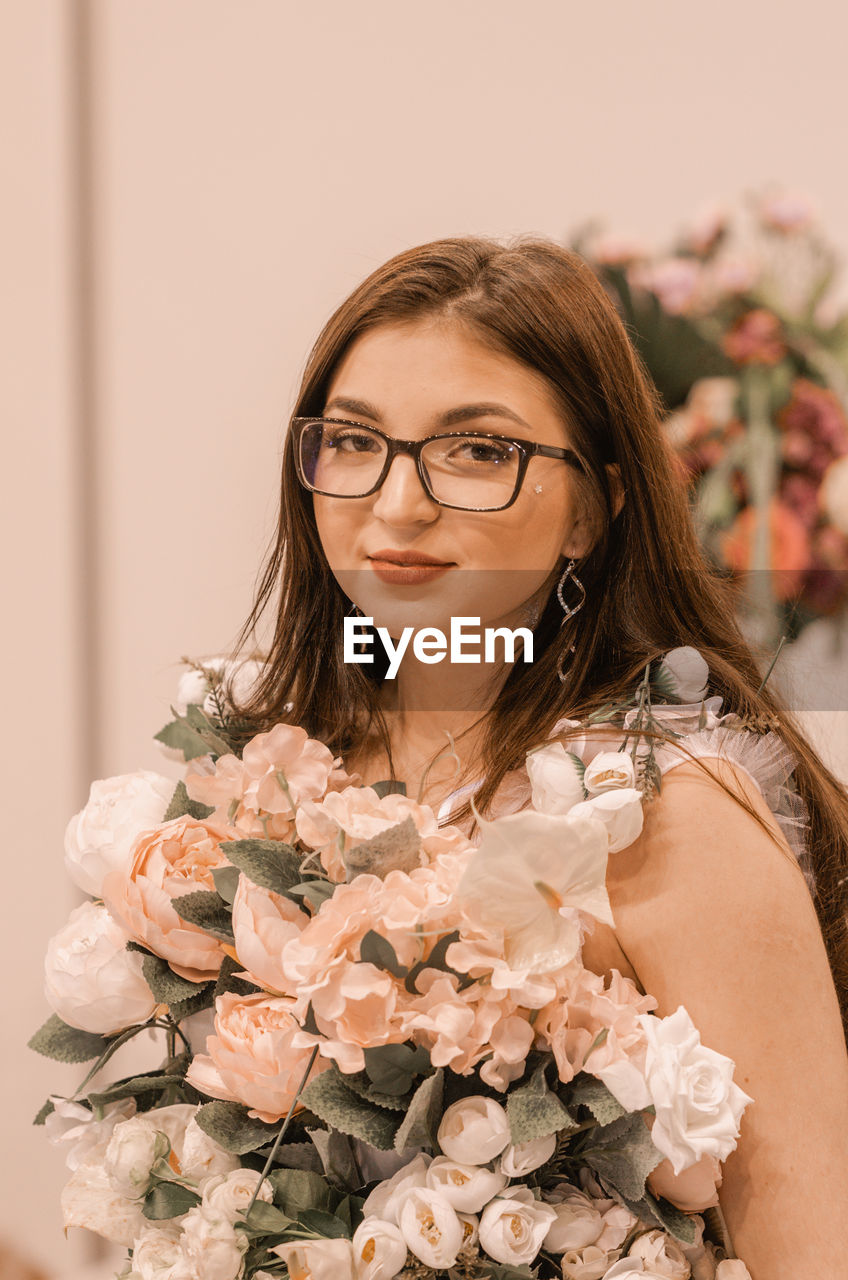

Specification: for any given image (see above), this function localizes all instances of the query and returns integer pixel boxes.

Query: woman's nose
[371,453,439,524]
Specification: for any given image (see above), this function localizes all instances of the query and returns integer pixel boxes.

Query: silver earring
[534,484,543,494]
[555,558,586,683]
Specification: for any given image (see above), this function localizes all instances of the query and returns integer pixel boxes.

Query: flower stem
[245,1044,320,1217]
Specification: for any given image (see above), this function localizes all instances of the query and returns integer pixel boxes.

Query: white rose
[822,455,848,536]
[61,1160,148,1245]
[626,1229,691,1278]
[175,657,267,719]
[457,1212,479,1249]
[595,1203,640,1251]
[583,752,636,795]
[201,1168,273,1222]
[562,1245,622,1279]
[425,1156,508,1212]
[44,900,159,1034]
[526,742,585,814]
[274,1238,356,1280]
[657,647,709,704]
[602,1260,673,1279]
[498,1133,556,1177]
[437,1097,511,1165]
[568,788,644,852]
[180,1116,240,1180]
[64,770,175,897]
[715,1263,753,1280]
[478,1186,556,1266]
[361,1153,432,1224]
[131,1225,194,1280]
[639,1006,752,1174]
[398,1187,464,1269]
[542,1188,604,1252]
[181,1206,248,1280]
[351,1218,408,1280]
[105,1116,171,1199]
[45,1096,136,1171]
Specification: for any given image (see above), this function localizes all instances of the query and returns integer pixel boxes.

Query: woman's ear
[607,463,625,520]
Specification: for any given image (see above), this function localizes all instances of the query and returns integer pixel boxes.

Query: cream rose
[104,1116,171,1200]
[526,742,585,814]
[715,1263,753,1279]
[201,1168,273,1221]
[180,1206,247,1280]
[478,1187,556,1266]
[626,1229,691,1278]
[561,1245,622,1280]
[273,1238,356,1280]
[130,1225,193,1280]
[44,900,159,1035]
[350,1218,408,1280]
[657,647,710,703]
[185,991,330,1122]
[498,1133,556,1177]
[46,1096,136,1171]
[647,1153,722,1212]
[425,1156,508,1213]
[64,770,175,898]
[102,815,239,982]
[595,1203,640,1251]
[174,656,266,720]
[583,751,636,795]
[398,1187,464,1270]
[361,1154,432,1224]
[542,1188,604,1253]
[179,1115,241,1181]
[639,1006,752,1174]
[436,1096,511,1165]
[567,788,644,853]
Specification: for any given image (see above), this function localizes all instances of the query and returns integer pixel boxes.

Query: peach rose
[647,1151,722,1212]
[185,992,330,1122]
[230,875,309,995]
[102,815,238,982]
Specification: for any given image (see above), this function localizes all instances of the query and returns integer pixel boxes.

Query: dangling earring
[555,558,586,683]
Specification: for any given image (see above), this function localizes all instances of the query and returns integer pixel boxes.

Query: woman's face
[310,317,596,640]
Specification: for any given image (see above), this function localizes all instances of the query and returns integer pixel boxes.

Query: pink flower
[720,498,811,600]
[102,816,239,982]
[721,309,787,366]
[231,876,309,995]
[758,188,816,233]
[534,968,656,1088]
[185,992,330,1122]
[628,258,702,315]
[647,1151,722,1212]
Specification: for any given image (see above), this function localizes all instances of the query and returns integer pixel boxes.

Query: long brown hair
[220,234,848,1036]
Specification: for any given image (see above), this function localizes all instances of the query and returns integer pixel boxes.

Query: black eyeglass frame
[291,416,586,512]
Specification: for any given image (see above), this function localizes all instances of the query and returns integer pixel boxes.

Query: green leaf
[287,880,336,911]
[194,1101,281,1155]
[394,1069,444,1152]
[363,1043,431,1096]
[483,1267,538,1280]
[404,929,473,994]
[344,815,421,873]
[212,865,242,905]
[338,1071,409,1112]
[172,889,234,941]
[88,1073,186,1109]
[241,1201,294,1232]
[299,1208,351,1239]
[300,1069,399,1150]
[214,953,257,1000]
[359,930,407,977]
[268,1168,334,1217]
[168,985,216,1022]
[305,1128,360,1191]
[28,1015,110,1064]
[507,1065,577,1145]
[182,703,236,756]
[163,779,215,822]
[141,953,208,1004]
[33,1097,56,1126]
[220,838,303,895]
[154,718,218,763]
[143,1182,201,1220]
[370,779,407,799]
[567,1074,627,1127]
[582,1112,664,1204]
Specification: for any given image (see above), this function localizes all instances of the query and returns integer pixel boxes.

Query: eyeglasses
[291,417,585,512]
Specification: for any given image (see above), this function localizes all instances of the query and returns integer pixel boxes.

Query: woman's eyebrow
[323,396,531,429]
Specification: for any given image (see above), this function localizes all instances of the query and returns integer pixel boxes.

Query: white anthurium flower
[526,742,585,813]
[274,1238,356,1280]
[350,1217,408,1280]
[63,770,175,897]
[639,1006,753,1174]
[436,1097,511,1165]
[478,1186,557,1266]
[398,1187,464,1270]
[425,1156,508,1212]
[567,788,645,854]
[455,809,613,972]
[361,1153,432,1224]
[44,900,160,1035]
[498,1133,556,1177]
[657,647,710,704]
[583,751,636,795]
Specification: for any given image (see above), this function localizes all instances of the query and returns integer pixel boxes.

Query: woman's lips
[367,554,456,585]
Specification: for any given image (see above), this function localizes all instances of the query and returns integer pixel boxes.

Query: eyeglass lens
[298,420,521,509]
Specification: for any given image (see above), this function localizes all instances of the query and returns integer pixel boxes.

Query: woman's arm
[607,756,848,1278]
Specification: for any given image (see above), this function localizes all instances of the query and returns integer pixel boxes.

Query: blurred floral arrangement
[573,188,848,643]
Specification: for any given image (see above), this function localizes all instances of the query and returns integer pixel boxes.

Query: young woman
[222,236,848,1276]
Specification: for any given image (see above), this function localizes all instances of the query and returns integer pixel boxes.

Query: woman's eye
[326,430,380,454]
[452,439,513,465]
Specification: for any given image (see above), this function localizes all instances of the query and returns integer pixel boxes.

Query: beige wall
[4,1,848,1272]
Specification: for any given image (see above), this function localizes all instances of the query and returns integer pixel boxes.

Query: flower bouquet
[573,188,848,645]
[33,655,754,1280]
